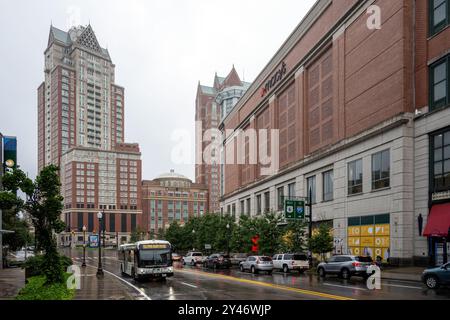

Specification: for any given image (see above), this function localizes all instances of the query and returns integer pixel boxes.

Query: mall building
[219,0,450,266]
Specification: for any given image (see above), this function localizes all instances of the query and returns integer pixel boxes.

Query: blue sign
[89,235,99,248]
[3,136,17,173]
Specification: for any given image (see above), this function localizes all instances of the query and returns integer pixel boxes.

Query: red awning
[423,203,450,237]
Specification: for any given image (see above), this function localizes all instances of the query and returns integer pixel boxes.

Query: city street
[65,249,450,300]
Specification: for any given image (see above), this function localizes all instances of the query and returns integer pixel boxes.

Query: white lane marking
[382,283,422,290]
[180,282,198,288]
[85,265,151,300]
[323,283,367,291]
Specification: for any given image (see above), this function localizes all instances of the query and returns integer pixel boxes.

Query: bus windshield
[138,249,171,267]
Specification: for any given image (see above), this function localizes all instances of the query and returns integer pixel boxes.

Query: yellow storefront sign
[348,237,360,247]
[348,226,361,237]
[361,225,375,236]
[360,237,374,247]
[375,224,390,236]
[374,236,390,248]
[347,219,390,261]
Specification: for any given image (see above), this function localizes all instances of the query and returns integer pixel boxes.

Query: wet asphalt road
[65,248,450,300]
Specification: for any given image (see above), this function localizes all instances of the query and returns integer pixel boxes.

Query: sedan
[422,262,450,289]
[203,253,231,269]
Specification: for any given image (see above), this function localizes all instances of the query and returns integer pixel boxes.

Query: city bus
[119,240,174,281]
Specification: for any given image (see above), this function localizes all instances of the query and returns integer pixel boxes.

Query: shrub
[23,255,73,279]
[16,273,75,300]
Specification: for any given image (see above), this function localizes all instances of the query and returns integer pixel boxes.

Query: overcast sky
[0,0,316,181]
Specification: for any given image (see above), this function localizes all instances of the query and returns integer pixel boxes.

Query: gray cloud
[0,0,316,181]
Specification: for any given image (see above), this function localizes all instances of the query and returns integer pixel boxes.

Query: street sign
[284,200,305,219]
[204,244,211,250]
[89,235,99,248]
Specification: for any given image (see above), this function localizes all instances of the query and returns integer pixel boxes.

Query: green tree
[255,212,283,256]
[1,166,66,284]
[309,223,334,261]
[130,226,146,242]
[1,171,31,252]
[279,219,308,253]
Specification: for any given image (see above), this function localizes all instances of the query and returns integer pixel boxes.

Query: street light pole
[82,225,86,267]
[226,223,230,256]
[306,186,313,267]
[192,229,196,251]
[96,211,104,276]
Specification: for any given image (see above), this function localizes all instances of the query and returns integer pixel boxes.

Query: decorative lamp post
[192,229,196,251]
[96,211,104,276]
[82,225,87,267]
[226,223,230,255]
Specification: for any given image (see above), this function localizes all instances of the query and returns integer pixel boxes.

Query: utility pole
[306,186,313,267]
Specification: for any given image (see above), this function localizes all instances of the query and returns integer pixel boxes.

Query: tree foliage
[0,166,66,284]
[309,223,334,261]
[161,212,308,256]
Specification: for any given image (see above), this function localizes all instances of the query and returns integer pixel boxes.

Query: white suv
[183,252,204,265]
[272,253,309,274]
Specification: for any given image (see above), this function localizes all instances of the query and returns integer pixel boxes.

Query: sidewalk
[380,267,423,282]
[0,267,25,300]
[74,264,147,300]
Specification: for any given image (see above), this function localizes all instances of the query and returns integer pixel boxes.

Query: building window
[121,213,127,232]
[306,176,316,204]
[240,200,245,215]
[348,159,363,195]
[109,213,115,232]
[432,129,450,192]
[77,212,83,231]
[256,195,261,215]
[323,170,334,202]
[264,192,270,213]
[130,214,136,232]
[88,212,94,232]
[246,198,251,216]
[277,187,284,211]
[372,150,390,190]
[430,56,449,110]
[288,183,296,199]
[429,0,449,36]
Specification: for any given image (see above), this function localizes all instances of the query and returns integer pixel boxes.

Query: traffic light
[251,235,260,253]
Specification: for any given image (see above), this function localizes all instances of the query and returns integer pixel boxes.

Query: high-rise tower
[38,25,142,244]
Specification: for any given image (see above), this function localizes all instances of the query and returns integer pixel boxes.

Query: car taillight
[352,261,361,267]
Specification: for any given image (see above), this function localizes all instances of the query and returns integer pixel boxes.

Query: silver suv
[239,256,273,275]
[317,255,374,280]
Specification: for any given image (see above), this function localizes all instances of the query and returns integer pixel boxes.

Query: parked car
[422,262,450,289]
[183,251,204,265]
[317,255,373,280]
[272,253,309,273]
[230,253,248,265]
[6,249,35,267]
[203,253,231,269]
[172,253,182,262]
[239,256,273,274]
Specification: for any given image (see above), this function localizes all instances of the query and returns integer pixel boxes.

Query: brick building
[141,170,208,236]
[220,0,450,266]
[37,25,142,245]
[195,67,251,214]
